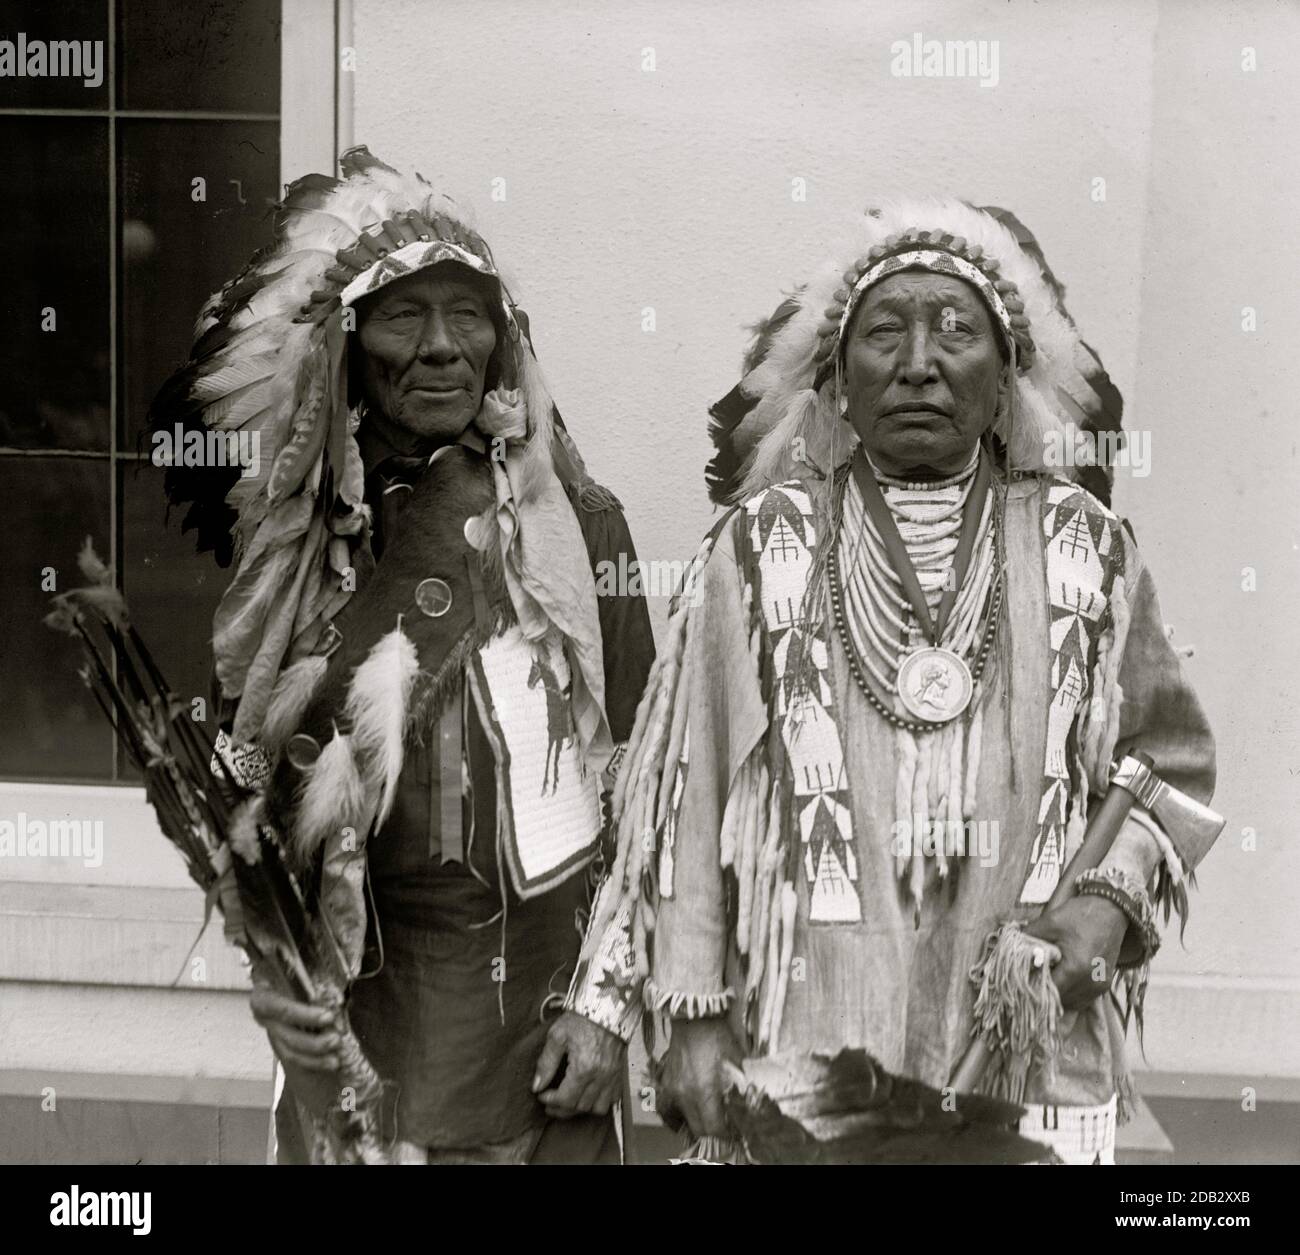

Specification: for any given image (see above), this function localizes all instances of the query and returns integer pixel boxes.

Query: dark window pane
[0,0,109,110]
[0,455,111,780]
[119,118,280,448]
[119,461,228,782]
[0,117,109,450]
[117,0,280,113]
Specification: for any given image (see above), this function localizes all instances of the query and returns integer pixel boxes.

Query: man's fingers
[283,1052,340,1074]
[583,1077,614,1115]
[1018,932,1064,968]
[279,1051,340,1074]
[538,1059,586,1116]
[698,1090,729,1138]
[559,1079,603,1118]
[271,1036,341,1073]
[270,1024,341,1060]
[676,1084,727,1139]
[532,1030,567,1093]
[719,1058,746,1089]
[592,1078,621,1117]
[654,1086,686,1133]
[677,1095,705,1139]
[250,988,335,1031]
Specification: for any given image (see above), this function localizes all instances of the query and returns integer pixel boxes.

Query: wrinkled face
[843,271,1007,478]
[355,263,498,442]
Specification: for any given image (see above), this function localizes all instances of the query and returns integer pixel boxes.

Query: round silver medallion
[897,647,973,723]
[415,577,453,617]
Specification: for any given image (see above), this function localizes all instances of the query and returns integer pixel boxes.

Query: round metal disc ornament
[286,733,323,770]
[414,577,453,617]
[896,647,972,723]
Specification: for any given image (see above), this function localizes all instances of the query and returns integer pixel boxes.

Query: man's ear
[992,365,1012,424]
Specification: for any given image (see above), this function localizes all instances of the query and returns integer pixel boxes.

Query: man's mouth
[886,402,949,417]
[409,383,466,397]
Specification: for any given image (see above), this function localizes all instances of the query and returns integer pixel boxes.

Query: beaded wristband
[1074,867,1161,966]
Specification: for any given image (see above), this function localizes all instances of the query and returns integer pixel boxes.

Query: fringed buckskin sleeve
[644,520,769,1019]
[564,496,657,1039]
[1096,531,1218,936]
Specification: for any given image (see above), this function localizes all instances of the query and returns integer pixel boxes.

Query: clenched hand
[657,1017,744,1139]
[533,1011,626,1118]
[1024,894,1128,1009]
[250,984,342,1073]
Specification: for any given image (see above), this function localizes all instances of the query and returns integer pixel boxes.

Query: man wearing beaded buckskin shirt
[586,202,1218,1164]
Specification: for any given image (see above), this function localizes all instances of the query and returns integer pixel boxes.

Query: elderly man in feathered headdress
[152,148,655,1164]
[586,201,1217,1163]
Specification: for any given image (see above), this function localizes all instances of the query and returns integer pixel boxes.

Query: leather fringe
[406,610,512,745]
[968,921,1063,1103]
[572,479,622,513]
[643,979,736,1020]
[577,535,716,982]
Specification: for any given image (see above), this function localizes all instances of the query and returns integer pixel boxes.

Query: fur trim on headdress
[710,199,1119,505]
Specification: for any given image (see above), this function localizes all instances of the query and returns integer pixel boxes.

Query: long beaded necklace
[827,450,1004,734]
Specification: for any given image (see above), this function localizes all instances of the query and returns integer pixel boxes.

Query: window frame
[1,1,338,872]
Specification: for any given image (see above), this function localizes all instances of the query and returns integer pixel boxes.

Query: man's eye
[453,307,482,320]
[866,325,902,338]
[383,308,418,320]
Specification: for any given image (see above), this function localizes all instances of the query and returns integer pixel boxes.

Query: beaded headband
[811,227,1037,385]
[294,206,518,339]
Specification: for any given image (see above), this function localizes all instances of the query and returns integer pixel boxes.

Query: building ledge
[0,880,250,990]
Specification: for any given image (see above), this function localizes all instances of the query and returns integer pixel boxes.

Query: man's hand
[533,1011,626,1119]
[1024,895,1128,1010]
[657,1017,744,1139]
[249,985,342,1074]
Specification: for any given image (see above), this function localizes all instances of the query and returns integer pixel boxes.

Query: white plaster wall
[345,0,1299,1078]
[1117,0,1300,1070]
[351,0,1156,580]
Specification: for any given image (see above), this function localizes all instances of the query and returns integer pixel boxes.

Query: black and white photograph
[0,0,1296,1220]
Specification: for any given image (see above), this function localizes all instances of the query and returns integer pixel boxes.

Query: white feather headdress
[151,147,564,744]
[706,198,1123,505]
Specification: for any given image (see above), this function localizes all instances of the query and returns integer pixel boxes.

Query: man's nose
[416,311,458,361]
[898,325,939,386]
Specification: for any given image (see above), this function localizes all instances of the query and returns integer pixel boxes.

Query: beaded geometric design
[811,225,1037,385]
[744,482,861,924]
[1018,479,1125,905]
[211,728,271,793]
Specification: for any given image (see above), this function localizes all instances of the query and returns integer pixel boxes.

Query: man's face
[355,264,498,442]
[843,271,1006,478]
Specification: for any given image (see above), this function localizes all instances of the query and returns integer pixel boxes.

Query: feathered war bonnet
[153,146,608,759]
[705,198,1125,506]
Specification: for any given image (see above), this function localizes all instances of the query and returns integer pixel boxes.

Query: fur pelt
[295,729,367,859]
[342,629,420,829]
[260,655,330,752]
[260,448,510,861]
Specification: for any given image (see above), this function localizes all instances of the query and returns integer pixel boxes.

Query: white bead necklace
[835,455,995,705]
